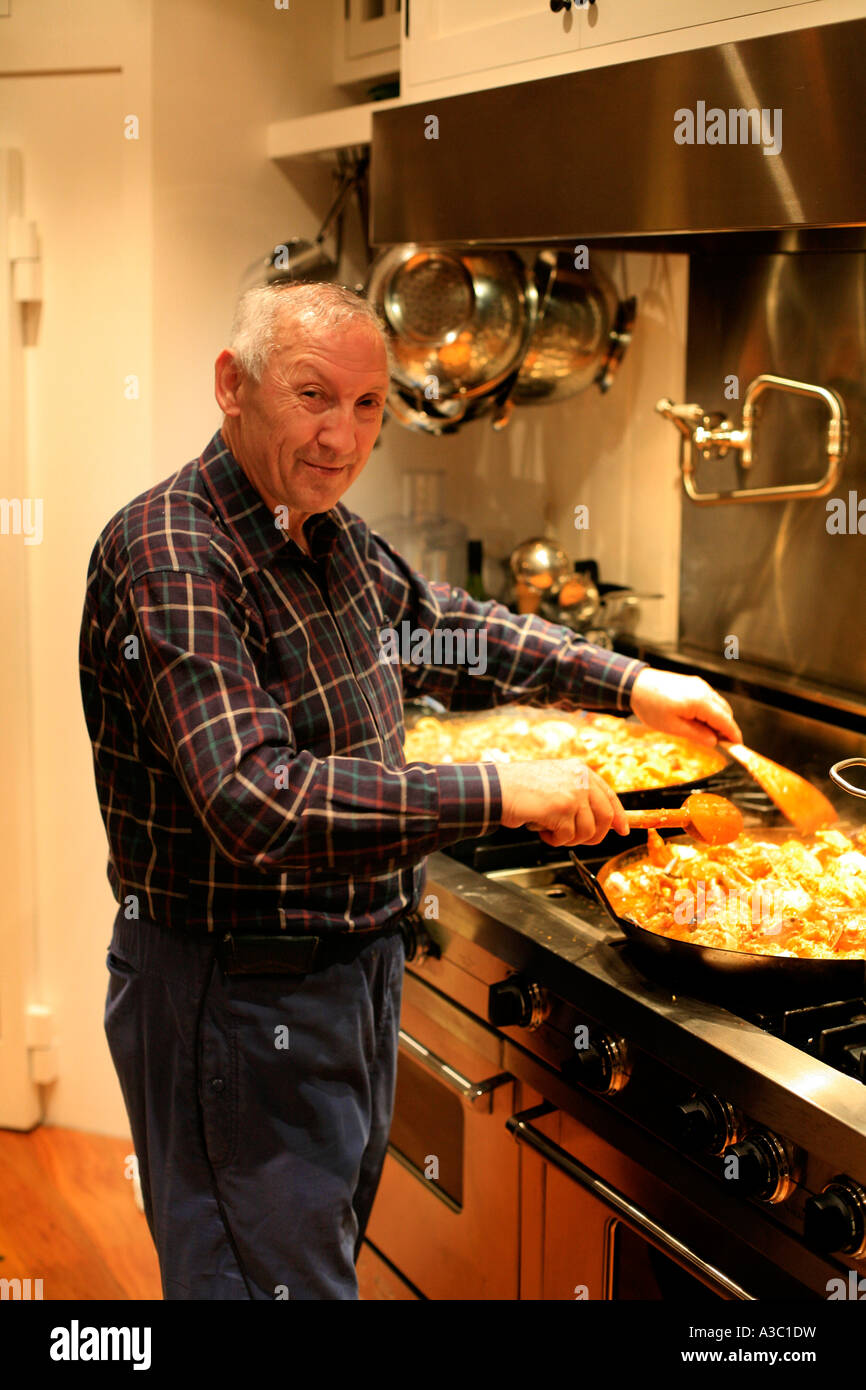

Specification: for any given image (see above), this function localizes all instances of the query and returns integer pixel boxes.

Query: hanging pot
[263,151,370,286]
[513,251,637,405]
[384,362,526,436]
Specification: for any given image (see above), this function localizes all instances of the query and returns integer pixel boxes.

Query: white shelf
[267,97,406,161]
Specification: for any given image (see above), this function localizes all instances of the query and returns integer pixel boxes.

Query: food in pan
[403,707,726,792]
[602,827,866,960]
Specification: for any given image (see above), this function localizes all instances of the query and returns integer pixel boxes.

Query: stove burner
[748,1000,866,1084]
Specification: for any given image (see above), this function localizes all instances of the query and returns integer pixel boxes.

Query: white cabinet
[403,0,583,86]
[582,0,808,49]
[402,0,843,95]
[334,0,402,86]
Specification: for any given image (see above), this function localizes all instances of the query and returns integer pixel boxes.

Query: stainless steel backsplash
[679,246,866,697]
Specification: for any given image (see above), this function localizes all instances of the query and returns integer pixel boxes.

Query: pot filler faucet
[656,373,848,505]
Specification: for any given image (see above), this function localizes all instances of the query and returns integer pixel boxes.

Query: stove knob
[563,1030,631,1094]
[719,1131,795,1204]
[804,1179,866,1257]
[670,1093,740,1155]
[488,977,548,1030]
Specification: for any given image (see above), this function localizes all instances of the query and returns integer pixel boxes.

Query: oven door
[365,972,521,1299]
[510,1101,754,1300]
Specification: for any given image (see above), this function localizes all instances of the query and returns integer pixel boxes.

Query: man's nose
[316,405,356,454]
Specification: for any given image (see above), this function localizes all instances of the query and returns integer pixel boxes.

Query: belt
[215,918,409,977]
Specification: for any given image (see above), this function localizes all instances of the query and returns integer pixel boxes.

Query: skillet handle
[830,758,866,799]
[567,851,625,927]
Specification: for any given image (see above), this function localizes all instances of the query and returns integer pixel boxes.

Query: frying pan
[568,829,866,1002]
[402,701,740,808]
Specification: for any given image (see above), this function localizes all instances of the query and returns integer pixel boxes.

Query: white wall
[149,0,351,470]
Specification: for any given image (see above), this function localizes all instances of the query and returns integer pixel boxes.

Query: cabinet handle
[398,1029,512,1111]
[550,0,595,11]
[507,1102,755,1299]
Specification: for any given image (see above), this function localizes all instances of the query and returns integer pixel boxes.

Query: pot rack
[657,373,849,505]
[262,147,371,287]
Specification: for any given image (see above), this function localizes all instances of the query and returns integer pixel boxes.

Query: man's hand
[497,759,629,847]
[630,668,742,747]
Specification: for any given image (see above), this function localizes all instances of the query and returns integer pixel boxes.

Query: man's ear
[215,349,244,415]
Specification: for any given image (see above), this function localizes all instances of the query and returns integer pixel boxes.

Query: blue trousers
[104,910,405,1300]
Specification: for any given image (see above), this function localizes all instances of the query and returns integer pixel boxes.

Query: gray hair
[229,280,395,382]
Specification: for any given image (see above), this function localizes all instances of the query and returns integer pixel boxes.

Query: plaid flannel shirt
[78,429,647,934]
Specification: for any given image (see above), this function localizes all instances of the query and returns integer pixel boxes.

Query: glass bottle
[465,539,486,601]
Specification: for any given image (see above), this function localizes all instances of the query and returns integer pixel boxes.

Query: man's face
[218,318,389,521]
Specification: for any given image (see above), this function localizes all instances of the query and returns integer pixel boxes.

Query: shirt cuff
[433,761,502,842]
[618,655,649,711]
[576,648,649,712]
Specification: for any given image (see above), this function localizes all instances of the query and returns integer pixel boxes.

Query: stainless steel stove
[359,676,866,1303]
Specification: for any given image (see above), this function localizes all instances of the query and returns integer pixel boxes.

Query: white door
[0,22,151,1135]
[0,147,40,1128]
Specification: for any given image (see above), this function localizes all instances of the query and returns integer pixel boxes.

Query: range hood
[370,18,866,249]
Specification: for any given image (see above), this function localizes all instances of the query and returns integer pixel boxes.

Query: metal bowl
[509,537,572,593]
[366,244,538,403]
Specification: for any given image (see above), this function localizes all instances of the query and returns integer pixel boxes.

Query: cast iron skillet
[568,828,866,1003]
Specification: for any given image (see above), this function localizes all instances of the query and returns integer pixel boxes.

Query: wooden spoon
[720,742,837,835]
[626,793,744,846]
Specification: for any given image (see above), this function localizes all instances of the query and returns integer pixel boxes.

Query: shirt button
[210,1078,225,1093]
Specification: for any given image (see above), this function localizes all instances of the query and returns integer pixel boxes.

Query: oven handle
[506,1102,755,1300]
[398,1028,513,1111]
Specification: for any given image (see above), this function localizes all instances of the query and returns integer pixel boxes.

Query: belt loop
[277,908,288,933]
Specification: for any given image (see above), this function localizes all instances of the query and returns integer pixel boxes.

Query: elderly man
[79,280,741,1301]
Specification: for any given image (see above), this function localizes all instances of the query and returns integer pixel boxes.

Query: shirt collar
[199,429,343,570]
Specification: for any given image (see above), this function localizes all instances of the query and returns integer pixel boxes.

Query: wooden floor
[0,1126,162,1300]
[0,1125,404,1300]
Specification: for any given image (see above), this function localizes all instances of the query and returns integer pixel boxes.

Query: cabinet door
[582,0,812,50]
[404,0,821,91]
[404,0,584,87]
[364,977,520,1300]
[334,0,401,85]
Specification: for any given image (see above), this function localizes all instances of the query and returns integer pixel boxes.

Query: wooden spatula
[720,742,837,834]
[626,793,743,845]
